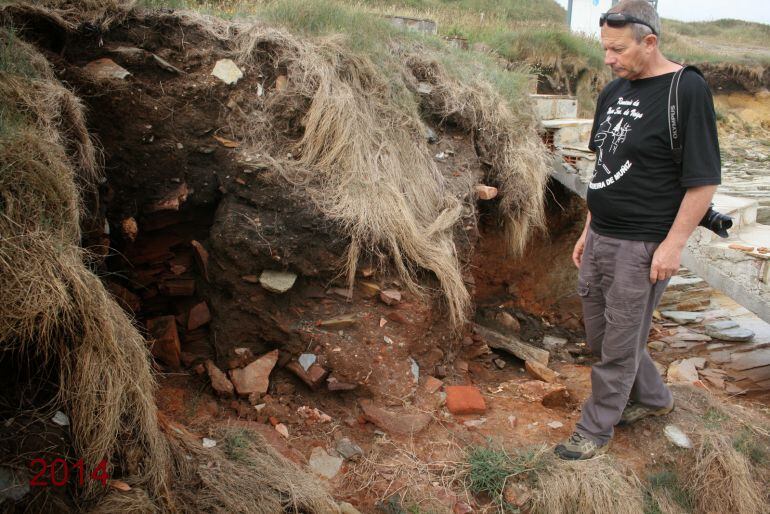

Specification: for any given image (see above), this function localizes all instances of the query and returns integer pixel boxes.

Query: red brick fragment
[445,385,486,415]
[147,315,181,370]
[187,301,211,331]
[190,240,209,282]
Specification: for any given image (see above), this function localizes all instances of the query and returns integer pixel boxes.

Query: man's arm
[572,211,592,268]
[649,185,717,283]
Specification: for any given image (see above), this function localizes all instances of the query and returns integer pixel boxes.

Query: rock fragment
[211,59,243,84]
[287,360,328,389]
[379,289,402,305]
[204,359,234,396]
[187,301,211,331]
[705,320,754,342]
[660,311,704,324]
[475,185,499,200]
[147,315,181,369]
[525,360,558,383]
[517,380,570,407]
[229,350,279,397]
[308,447,343,479]
[335,437,363,460]
[667,359,699,384]
[318,314,357,329]
[359,399,431,435]
[83,58,130,81]
[259,270,297,293]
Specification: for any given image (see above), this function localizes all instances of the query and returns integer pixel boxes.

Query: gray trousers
[575,227,673,445]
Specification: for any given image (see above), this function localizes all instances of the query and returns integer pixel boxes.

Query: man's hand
[650,239,683,283]
[572,231,587,268]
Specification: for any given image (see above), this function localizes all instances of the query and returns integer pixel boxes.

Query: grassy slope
[140,0,769,110]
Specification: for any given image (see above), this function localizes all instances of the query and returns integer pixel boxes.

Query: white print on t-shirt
[589,159,632,189]
[590,96,644,189]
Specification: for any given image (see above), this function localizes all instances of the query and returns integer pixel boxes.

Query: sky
[553,0,770,25]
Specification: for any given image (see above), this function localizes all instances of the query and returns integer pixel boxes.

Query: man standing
[555,0,721,460]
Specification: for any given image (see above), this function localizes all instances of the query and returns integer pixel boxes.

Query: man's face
[600,25,654,80]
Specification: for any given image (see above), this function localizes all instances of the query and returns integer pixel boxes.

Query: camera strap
[667,65,704,167]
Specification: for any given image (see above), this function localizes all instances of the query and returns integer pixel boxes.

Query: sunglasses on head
[600,12,658,36]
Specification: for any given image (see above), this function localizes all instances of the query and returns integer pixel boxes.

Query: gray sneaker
[554,432,608,460]
[618,398,675,426]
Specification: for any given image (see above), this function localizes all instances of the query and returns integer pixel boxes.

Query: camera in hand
[699,205,732,238]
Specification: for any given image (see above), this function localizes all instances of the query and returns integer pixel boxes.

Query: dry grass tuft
[531,455,644,514]
[1,0,136,32]
[232,25,548,327]
[686,432,769,514]
[166,424,338,513]
[404,52,550,256]
[235,26,474,326]
[0,24,172,505]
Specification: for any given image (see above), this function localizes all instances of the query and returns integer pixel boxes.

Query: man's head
[601,0,662,80]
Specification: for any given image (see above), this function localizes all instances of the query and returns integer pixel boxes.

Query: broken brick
[160,278,196,296]
[228,349,279,398]
[379,289,402,306]
[475,184,499,200]
[445,385,486,415]
[421,376,443,394]
[327,375,358,391]
[187,301,211,331]
[204,359,234,396]
[525,360,558,383]
[517,380,570,407]
[121,217,138,242]
[147,315,181,370]
[359,399,431,435]
[190,240,210,282]
[287,361,329,390]
[144,182,189,213]
[106,282,141,313]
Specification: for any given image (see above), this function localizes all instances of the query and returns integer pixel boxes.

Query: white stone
[417,82,433,94]
[202,438,217,448]
[542,335,568,350]
[52,411,70,426]
[211,59,243,85]
[667,359,699,384]
[308,447,343,479]
[664,425,692,449]
[409,357,419,383]
[275,423,289,438]
[661,311,705,324]
[259,270,297,293]
[547,421,563,429]
[298,353,316,372]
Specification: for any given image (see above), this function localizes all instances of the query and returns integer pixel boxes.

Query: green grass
[733,427,768,466]
[222,429,253,463]
[465,444,547,511]
[645,469,695,513]
[0,27,45,78]
[702,407,730,429]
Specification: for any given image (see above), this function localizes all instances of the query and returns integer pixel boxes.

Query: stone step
[541,118,594,149]
[531,94,578,120]
[683,223,770,323]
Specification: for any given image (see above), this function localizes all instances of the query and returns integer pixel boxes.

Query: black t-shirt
[586,69,721,242]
